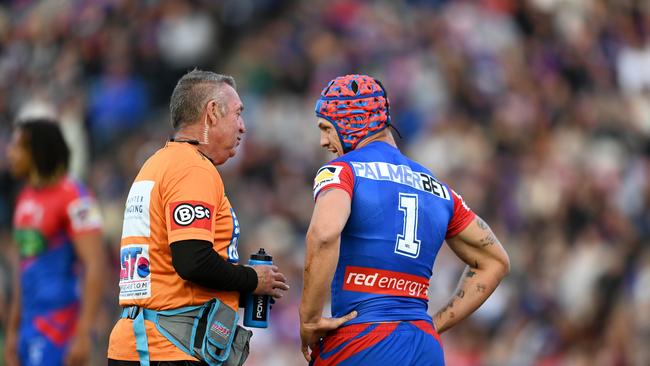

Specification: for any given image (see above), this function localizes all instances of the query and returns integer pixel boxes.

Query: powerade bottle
[244,248,273,328]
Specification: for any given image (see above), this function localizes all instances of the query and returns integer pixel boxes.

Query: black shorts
[108,360,206,366]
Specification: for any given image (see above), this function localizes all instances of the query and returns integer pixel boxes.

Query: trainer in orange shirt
[107,70,289,366]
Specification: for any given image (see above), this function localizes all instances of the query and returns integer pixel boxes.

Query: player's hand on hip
[64,333,91,366]
[251,265,289,298]
[300,310,357,362]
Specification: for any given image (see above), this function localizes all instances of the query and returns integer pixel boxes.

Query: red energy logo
[343,266,429,300]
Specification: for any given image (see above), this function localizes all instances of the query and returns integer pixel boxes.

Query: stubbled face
[317,118,344,157]
[208,84,246,165]
[6,129,31,179]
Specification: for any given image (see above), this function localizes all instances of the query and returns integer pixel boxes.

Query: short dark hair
[169,69,236,129]
[16,119,70,178]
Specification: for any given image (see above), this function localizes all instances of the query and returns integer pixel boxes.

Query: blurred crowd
[1,0,650,365]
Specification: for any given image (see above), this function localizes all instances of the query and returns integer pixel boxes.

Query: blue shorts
[19,304,78,366]
[310,320,444,366]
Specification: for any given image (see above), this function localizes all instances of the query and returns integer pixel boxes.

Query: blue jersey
[313,141,474,325]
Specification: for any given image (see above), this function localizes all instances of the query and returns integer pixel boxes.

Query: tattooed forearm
[456,289,465,298]
[436,299,455,319]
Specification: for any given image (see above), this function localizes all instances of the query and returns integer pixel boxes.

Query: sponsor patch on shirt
[68,197,102,232]
[122,180,155,238]
[119,244,151,300]
[227,208,240,263]
[350,161,450,200]
[169,201,214,230]
[343,266,429,300]
[313,165,343,198]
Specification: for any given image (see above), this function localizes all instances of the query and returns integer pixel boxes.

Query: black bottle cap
[251,248,272,261]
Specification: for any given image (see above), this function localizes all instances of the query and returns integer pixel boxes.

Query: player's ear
[206,100,220,125]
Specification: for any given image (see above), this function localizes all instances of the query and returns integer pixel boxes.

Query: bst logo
[170,201,214,230]
[120,246,150,280]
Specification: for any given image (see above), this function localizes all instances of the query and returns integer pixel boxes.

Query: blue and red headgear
[315,74,391,153]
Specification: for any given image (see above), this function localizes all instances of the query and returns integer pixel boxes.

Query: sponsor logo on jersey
[169,201,213,230]
[313,165,343,197]
[350,161,450,200]
[122,180,155,238]
[68,197,102,232]
[343,266,429,300]
[13,229,47,259]
[119,244,151,300]
[14,199,44,227]
[227,208,240,263]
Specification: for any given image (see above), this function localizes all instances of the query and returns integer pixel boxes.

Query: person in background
[300,74,510,365]
[4,119,106,366]
[107,70,289,365]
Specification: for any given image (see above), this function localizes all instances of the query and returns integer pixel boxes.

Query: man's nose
[239,118,247,134]
[320,134,328,147]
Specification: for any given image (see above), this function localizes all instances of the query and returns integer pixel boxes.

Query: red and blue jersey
[12,176,102,324]
[313,141,475,325]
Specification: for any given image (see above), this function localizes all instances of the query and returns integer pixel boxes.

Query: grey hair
[169,69,236,129]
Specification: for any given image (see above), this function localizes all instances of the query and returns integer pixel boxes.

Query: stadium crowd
[1,0,649,365]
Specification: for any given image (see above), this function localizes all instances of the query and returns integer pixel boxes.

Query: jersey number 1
[395,193,421,258]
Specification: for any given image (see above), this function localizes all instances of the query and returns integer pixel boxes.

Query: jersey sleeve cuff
[445,211,476,238]
[314,185,353,201]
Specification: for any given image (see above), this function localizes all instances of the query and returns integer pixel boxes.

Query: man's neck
[29,170,64,188]
[173,123,203,144]
[355,129,397,150]
[173,124,216,165]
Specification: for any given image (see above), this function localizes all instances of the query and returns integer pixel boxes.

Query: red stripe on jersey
[411,320,443,346]
[313,322,399,366]
[33,304,78,346]
[322,323,371,354]
[445,189,475,238]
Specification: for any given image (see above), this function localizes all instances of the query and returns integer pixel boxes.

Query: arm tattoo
[436,299,455,319]
[476,217,498,247]
[456,289,465,299]
[466,270,476,278]
[476,217,489,230]
[476,283,486,293]
[479,232,498,247]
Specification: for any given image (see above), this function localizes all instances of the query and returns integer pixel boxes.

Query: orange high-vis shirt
[108,142,242,361]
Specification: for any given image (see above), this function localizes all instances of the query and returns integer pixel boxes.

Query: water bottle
[244,248,273,328]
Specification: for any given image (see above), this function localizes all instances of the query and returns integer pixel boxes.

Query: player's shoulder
[407,158,437,178]
[58,176,93,199]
